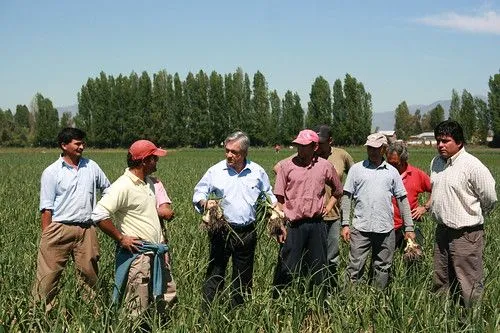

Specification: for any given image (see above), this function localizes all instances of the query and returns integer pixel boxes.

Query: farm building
[377,130,397,143]
[407,132,436,146]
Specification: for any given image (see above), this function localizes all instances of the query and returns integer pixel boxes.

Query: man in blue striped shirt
[33,128,110,311]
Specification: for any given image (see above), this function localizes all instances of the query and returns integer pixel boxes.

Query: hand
[404,231,416,241]
[276,225,287,244]
[271,207,285,219]
[341,226,350,242]
[119,235,143,253]
[206,199,218,209]
[411,206,427,220]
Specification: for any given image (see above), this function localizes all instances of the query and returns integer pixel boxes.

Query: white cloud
[415,11,500,35]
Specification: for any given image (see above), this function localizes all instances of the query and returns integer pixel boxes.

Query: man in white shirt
[430,120,497,307]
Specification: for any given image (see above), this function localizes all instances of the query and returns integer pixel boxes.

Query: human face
[225,140,246,172]
[317,140,332,159]
[386,151,403,173]
[297,142,317,160]
[367,146,385,165]
[61,139,85,160]
[436,135,461,159]
[143,155,159,175]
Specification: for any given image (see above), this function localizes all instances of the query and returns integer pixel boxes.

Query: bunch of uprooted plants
[200,192,286,238]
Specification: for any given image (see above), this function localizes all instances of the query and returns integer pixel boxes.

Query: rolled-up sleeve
[39,169,56,212]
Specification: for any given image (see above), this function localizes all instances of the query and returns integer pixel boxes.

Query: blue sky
[1,0,499,114]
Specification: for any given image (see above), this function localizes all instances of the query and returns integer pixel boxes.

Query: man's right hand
[276,224,287,244]
[341,225,350,242]
[119,235,143,253]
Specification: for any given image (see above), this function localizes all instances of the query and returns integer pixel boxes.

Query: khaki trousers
[32,222,99,311]
[433,224,484,307]
[124,252,177,317]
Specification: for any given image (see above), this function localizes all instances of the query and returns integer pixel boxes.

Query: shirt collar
[364,159,388,170]
[124,168,146,185]
[59,155,84,169]
[446,147,465,166]
[224,159,250,174]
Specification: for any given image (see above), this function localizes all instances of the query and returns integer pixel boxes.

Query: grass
[0,146,498,332]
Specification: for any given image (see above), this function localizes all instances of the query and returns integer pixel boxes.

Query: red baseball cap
[292,129,319,145]
[129,140,167,160]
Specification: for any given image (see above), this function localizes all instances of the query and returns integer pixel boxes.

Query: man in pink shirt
[386,141,431,249]
[272,129,343,298]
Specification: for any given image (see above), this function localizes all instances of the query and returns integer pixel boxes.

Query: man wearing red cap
[92,139,171,317]
[272,129,343,298]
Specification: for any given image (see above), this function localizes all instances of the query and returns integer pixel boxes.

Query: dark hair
[57,127,86,148]
[434,120,465,145]
[127,152,142,168]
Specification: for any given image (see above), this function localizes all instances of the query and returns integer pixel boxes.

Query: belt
[439,223,483,233]
[230,223,255,232]
[57,221,94,228]
[289,217,323,225]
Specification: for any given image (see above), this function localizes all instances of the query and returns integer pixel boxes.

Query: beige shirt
[95,168,163,243]
[430,148,497,229]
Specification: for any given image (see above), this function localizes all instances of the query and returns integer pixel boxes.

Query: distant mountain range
[57,97,487,132]
[56,104,78,118]
[372,96,486,131]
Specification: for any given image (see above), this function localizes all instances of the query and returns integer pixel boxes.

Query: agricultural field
[0,146,499,332]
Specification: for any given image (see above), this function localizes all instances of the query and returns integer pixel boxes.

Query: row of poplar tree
[0,68,372,148]
[394,72,500,146]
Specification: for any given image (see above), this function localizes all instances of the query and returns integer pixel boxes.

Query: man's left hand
[411,206,427,220]
[404,231,416,240]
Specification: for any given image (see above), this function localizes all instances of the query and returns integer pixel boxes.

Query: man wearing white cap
[92,139,171,317]
[340,133,415,288]
[272,129,343,297]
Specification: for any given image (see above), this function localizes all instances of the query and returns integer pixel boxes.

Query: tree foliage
[394,101,413,141]
[2,68,376,147]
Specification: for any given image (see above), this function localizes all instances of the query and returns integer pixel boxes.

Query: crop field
[0,146,498,332]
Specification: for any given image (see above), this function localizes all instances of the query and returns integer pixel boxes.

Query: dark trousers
[202,225,256,312]
[273,218,327,297]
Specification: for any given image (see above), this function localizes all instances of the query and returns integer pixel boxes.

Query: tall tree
[332,79,347,144]
[33,93,59,147]
[449,89,461,121]
[394,101,413,141]
[344,74,365,145]
[209,71,227,146]
[151,70,171,146]
[281,91,303,143]
[488,71,500,147]
[59,112,73,129]
[306,76,331,128]
[172,73,186,146]
[459,89,476,142]
[475,97,490,144]
[412,109,423,134]
[252,71,270,145]
[357,82,373,140]
[269,90,282,144]
[428,104,445,130]
[14,105,30,129]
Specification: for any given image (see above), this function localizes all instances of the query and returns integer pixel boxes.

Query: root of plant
[200,201,229,233]
[403,238,424,262]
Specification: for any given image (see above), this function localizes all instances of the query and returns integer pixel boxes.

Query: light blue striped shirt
[193,159,277,226]
[343,160,406,233]
[40,156,110,224]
